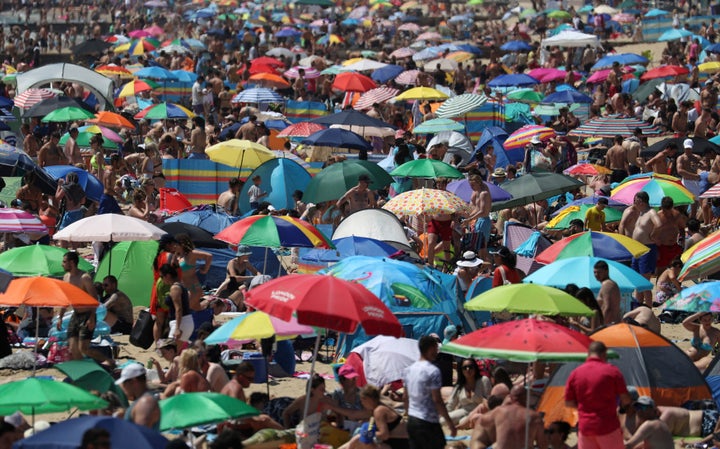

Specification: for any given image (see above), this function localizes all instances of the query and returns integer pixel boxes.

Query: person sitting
[334,385,408,449]
[282,374,331,429]
[100,276,133,335]
[625,397,674,449]
[149,339,180,386]
[655,257,683,306]
[446,358,491,429]
[683,312,720,370]
[215,245,259,309]
[162,348,210,398]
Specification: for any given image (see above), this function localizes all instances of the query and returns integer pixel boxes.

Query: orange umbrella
[248,72,291,89]
[0,277,99,308]
[94,65,134,79]
[332,72,377,93]
[88,111,135,130]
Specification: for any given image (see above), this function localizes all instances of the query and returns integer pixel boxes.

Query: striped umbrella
[13,88,56,109]
[276,122,326,138]
[390,47,416,58]
[283,66,321,79]
[679,230,720,280]
[568,116,660,138]
[353,86,399,111]
[700,183,720,199]
[0,208,48,234]
[231,87,285,104]
[611,176,695,206]
[78,125,123,143]
[395,70,420,85]
[215,214,333,248]
[117,79,157,97]
[94,64,134,79]
[436,93,488,118]
[134,102,195,120]
[413,118,464,134]
[503,124,556,150]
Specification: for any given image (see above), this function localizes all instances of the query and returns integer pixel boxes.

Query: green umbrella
[465,283,595,316]
[390,159,464,179]
[491,172,585,211]
[0,377,108,415]
[506,88,544,103]
[217,13,238,20]
[59,132,119,150]
[55,360,128,407]
[159,392,259,431]
[412,118,465,134]
[547,10,571,19]
[41,106,95,123]
[533,103,580,116]
[95,240,158,307]
[302,160,394,203]
[0,244,94,277]
[545,204,623,230]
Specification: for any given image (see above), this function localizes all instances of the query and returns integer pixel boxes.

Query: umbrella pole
[265,355,270,397]
[32,306,39,377]
[263,247,268,274]
[525,365,530,449]
[238,152,245,180]
[301,333,322,421]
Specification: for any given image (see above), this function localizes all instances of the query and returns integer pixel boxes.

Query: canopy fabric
[541,30,601,48]
[16,63,114,110]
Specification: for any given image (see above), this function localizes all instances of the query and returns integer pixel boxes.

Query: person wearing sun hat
[455,250,484,296]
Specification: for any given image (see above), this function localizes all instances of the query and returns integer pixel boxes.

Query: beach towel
[515,231,542,257]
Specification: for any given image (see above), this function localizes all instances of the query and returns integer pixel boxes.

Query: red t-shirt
[491,265,521,288]
[565,356,628,436]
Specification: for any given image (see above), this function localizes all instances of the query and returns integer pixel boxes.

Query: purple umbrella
[446,179,512,202]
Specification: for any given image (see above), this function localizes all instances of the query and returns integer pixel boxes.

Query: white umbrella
[343,59,388,72]
[266,47,299,59]
[330,124,396,138]
[351,336,420,387]
[53,214,165,242]
[423,58,458,72]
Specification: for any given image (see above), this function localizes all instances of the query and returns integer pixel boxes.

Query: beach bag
[130,310,154,349]
[47,341,69,364]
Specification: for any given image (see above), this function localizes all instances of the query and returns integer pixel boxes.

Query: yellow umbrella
[446,51,474,63]
[205,139,275,170]
[699,62,720,74]
[342,57,364,66]
[393,86,449,101]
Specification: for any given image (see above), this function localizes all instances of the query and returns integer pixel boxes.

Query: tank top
[164,282,190,320]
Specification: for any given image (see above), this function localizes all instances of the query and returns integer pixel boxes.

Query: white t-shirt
[248,184,263,203]
[403,360,442,423]
[191,81,202,106]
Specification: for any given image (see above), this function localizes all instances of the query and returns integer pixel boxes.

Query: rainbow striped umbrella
[214,215,333,248]
[568,116,660,138]
[536,231,649,263]
[611,176,695,207]
[205,311,314,346]
[114,38,160,55]
[678,229,720,280]
[117,79,158,97]
[133,102,194,120]
[503,124,556,150]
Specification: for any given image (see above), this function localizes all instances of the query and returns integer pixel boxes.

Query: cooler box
[243,352,267,383]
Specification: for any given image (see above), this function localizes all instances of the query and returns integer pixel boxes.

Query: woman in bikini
[683,311,720,370]
[216,245,260,310]
[175,233,213,311]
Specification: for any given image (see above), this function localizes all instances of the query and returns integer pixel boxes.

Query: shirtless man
[336,174,376,217]
[21,124,39,158]
[38,132,68,167]
[623,304,661,333]
[625,397,674,449]
[426,178,455,267]
[466,174,492,260]
[644,143,678,175]
[220,360,255,401]
[695,108,713,138]
[655,196,686,273]
[677,138,702,218]
[98,154,123,215]
[622,128,643,175]
[605,135,627,183]
[479,386,547,449]
[622,191,661,307]
[672,102,690,136]
[218,177,242,215]
[593,260,621,324]
[101,275,133,335]
[63,126,82,166]
[185,116,207,159]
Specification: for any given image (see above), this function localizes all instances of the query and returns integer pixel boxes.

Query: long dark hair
[456,358,480,388]
[491,366,512,391]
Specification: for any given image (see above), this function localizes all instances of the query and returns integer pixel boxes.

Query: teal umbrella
[390,159,463,179]
[303,160,394,203]
[0,378,107,415]
[412,118,465,134]
[55,360,128,407]
[159,392,259,431]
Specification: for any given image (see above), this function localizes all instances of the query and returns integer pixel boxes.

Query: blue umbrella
[44,165,103,202]
[311,109,396,129]
[165,208,239,234]
[457,43,483,55]
[487,73,539,87]
[134,66,177,80]
[371,64,405,83]
[554,84,579,92]
[523,256,653,293]
[303,236,398,263]
[644,8,669,16]
[622,77,640,94]
[275,27,301,38]
[707,43,720,54]
[15,415,167,449]
[238,158,311,213]
[171,70,197,83]
[412,47,441,61]
[341,18,361,26]
[541,90,593,104]
[239,116,289,130]
[302,128,372,151]
[446,178,512,202]
[0,96,13,108]
[232,87,285,104]
[659,28,694,42]
[0,143,56,194]
[591,53,649,71]
[500,40,533,52]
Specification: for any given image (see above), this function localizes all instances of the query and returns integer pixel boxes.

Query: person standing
[63,126,82,166]
[620,191,661,307]
[584,197,607,232]
[336,174,376,216]
[565,341,631,449]
[248,175,268,210]
[403,335,456,449]
[593,260,621,325]
[466,174,492,261]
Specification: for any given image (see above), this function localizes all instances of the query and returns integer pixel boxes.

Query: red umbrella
[251,56,285,68]
[641,65,689,81]
[276,122,327,138]
[332,72,377,93]
[249,63,279,75]
[245,274,402,337]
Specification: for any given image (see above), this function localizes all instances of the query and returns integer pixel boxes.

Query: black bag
[130,310,154,349]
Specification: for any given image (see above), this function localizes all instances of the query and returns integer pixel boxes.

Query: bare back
[485,403,546,449]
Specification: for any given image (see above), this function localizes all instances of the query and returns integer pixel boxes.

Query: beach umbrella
[302,160,393,203]
[545,204,623,230]
[0,244,93,277]
[0,143,56,194]
[569,116,660,138]
[541,90,593,104]
[301,128,372,151]
[59,132,119,151]
[642,136,720,157]
[72,38,113,55]
[436,93,488,118]
[350,336,420,387]
[524,256,654,293]
[491,173,585,211]
[393,86,449,101]
[500,40,533,52]
[128,29,152,38]
[344,59,388,72]
[699,62,720,74]
[0,275,99,309]
[94,64,134,78]
[390,158,463,178]
[371,64,405,83]
[117,79,157,97]
[678,230,720,280]
[87,111,135,130]
[215,215,333,249]
[644,8,669,16]
[662,282,720,312]
[395,69,420,85]
[283,66,321,79]
[487,73,539,87]
[506,88,544,103]
[205,139,275,169]
[332,72,377,92]
[591,53,649,71]
[390,47,417,59]
[658,28,693,41]
[133,66,176,80]
[422,58,458,72]
[22,96,92,118]
[165,209,238,235]
[700,183,720,199]
[503,124,556,150]
[275,27,301,38]
[354,86,400,111]
[611,176,695,206]
[248,72,291,89]
[383,188,470,218]
[0,378,107,416]
[641,65,689,80]
[302,236,399,263]
[134,102,194,120]
[536,231,649,263]
[446,179,512,202]
[276,122,326,138]
[55,360,127,404]
[41,106,94,123]
[412,117,464,134]
[13,88,56,109]
[231,87,285,104]
[205,311,314,346]
[563,162,613,176]
[0,208,47,234]
[465,283,594,316]
[53,214,165,243]
[157,222,226,249]
[159,393,259,431]
[94,240,157,308]
[311,110,396,137]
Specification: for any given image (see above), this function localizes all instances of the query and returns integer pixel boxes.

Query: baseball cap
[115,363,146,385]
[634,396,655,408]
[338,364,359,379]
[443,325,458,344]
[684,138,694,149]
[157,338,177,350]
[627,386,639,401]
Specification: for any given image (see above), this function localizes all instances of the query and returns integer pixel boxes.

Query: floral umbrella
[382,188,470,218]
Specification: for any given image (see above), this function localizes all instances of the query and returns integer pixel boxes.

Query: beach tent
[538,323,712,425]
[238,158,311,213]
[332,208,412,252]
[541,30,601,48]
[703,353,720,409]
[427,131,474,165]
[503,222,553,276]
[95,241,157,307]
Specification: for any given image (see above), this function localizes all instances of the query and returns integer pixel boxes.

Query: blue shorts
[474,217,492,249]
[58,208,85,231]
[631,243,658,277]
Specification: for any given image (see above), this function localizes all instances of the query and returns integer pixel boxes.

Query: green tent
[95,240,158,307]
[0,177,22,206]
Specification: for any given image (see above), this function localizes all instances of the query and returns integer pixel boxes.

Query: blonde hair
[179,348,201,374]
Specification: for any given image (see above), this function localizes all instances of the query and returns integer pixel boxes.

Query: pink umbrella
[354,86,400,111]
[398,23,421,33]
[128,29,152,38]
[78,125,123,144]
[284,66,321,79]
[417,31,443,41]
[612,13,636,23]
[395,69,420,85]
[527,68,558,79]
[276,122,327,138]
[143,25,165,37]
[539,70,582,83]
[13,88,57,109]
[587,68,635,83]
[390,47,416,58]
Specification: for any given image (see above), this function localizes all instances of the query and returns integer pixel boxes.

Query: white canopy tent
[541,30,602,48]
